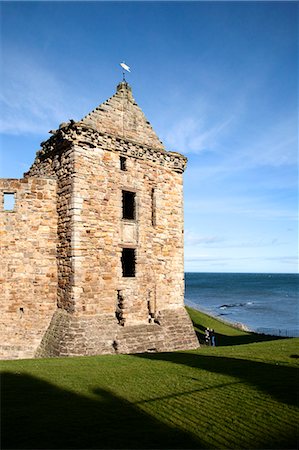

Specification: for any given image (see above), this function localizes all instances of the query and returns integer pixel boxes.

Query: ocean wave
[219,302,254,309]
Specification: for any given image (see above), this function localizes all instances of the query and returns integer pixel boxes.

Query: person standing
[210,329,216,347]
[204,328,211,346]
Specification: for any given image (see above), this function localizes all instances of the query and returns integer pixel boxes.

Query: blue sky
[0,1,298,273]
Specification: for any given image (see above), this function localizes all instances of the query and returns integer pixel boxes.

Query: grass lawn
[1,307,298,449]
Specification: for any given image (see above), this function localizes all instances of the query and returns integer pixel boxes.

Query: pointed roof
[81,82,165,150]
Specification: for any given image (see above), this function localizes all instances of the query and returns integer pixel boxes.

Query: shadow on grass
[134,352,298,408]
[214,332,283,347]
[1,372,202,450]
[194,328,283,347]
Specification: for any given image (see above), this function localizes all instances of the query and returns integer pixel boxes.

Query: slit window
[122,190,135,220]
[3,193,15,211]
[120,156,127,171]
[151,188,156,226]
[121,248,136,277]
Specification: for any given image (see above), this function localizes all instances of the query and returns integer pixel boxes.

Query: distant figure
[204,328,211,346]
[210,329,216,347]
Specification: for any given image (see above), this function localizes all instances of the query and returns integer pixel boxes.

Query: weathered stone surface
[81,81,165,150]
[0,178,58,359]
[36,306,197,357]
[1,82,199,359]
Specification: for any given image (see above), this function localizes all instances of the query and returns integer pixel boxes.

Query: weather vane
[120,62,131,81]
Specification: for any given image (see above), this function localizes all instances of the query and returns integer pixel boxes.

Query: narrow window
[116,290,125,325]
[120,156,127,171]
[151,188,156,226]
[3,193,15,211]
[122,191,135,220]
[121,248,136,277]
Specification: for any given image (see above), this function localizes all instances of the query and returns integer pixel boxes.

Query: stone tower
[0,82,199,358]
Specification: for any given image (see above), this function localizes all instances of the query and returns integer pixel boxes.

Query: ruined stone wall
[2,81,199,358]
[34,123,198,357]
[26,123,187,324]
[55,148,75,313]
[26,135,76,313]
[36,306,197,357]
[0,178,58,359]
[66,128,185,323]
[82,82,165,150]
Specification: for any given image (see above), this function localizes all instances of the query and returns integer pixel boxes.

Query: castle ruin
[0,81,199,359]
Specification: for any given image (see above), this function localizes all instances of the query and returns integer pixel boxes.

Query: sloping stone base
[35,307,199,358]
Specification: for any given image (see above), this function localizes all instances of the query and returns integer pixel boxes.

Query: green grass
[1,307,298,449]
[186,306,284,346]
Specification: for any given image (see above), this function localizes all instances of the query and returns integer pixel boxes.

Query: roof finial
[120,62,131,81]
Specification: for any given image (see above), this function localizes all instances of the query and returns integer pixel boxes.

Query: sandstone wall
[70,134,185,324]
[26,138,77,313]
[81,82,165,149]
[30,122,198,357]
[0,178,58,358]
[26,122,187,325]
[36,306,197,357]
[3,81,199,359]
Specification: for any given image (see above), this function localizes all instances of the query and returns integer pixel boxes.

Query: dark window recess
[151,188,156,226]
[3,193,15,211]
[121,248,136,277]
[122,191,135,220]
[120,156,127,171]
[115,290,125,325]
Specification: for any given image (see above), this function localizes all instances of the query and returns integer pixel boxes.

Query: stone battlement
[26,122,187,179]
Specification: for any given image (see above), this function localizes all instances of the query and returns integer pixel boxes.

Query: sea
[185,272,299,337]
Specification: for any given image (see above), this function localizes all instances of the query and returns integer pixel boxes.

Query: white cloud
[185,229,288,250]
[161,73,297,174]
[164,115,235,154]
[232,116,298,169]
[184,230,226,246]
[184,195,297,221]
[0,51,83,135]
[185,255,298,268]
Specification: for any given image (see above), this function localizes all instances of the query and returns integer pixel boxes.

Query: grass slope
[1,307,298,450]
[186,306,283,346]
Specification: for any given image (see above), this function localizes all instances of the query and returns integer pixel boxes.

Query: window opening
[122,191,135,220]
[151,188,156,226]
[147,300,155,323]
[121,248,136,277]
[3,193,15,211]
[120,156,127,171]
[116,290,125,325]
